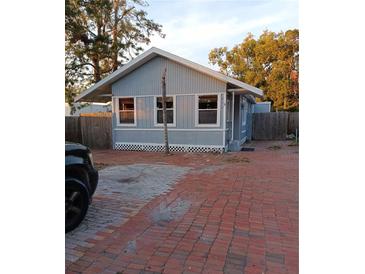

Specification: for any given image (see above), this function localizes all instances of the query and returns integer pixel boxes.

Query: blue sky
[144,0,298,68]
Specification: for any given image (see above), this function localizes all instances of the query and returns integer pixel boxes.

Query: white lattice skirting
[114,142,224,153]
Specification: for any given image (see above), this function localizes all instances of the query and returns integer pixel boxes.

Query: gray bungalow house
[75,47,263,153]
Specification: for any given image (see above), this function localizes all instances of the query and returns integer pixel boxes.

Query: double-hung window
[196,94,220,126]
[155,96,175,126]
[118,97,136,125]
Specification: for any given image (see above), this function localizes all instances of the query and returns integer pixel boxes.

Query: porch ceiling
[227,88,258,103]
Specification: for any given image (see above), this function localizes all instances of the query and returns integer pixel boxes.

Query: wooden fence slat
[65,116,82,143]
[65,116,112,149]
[288,112,299,134]
[252,112,298,140]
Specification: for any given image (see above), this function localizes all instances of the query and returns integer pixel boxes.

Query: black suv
[65,142,98,232]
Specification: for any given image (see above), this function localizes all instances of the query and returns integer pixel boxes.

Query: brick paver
[66,164,191,264]
[66,141,298,274]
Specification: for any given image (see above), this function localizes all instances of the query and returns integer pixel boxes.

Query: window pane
[198,95,217,109]
[157,109,173,124]
[199,110,217,124]
[156,97,173,109]
[119,98,134,111]
[119,111,134,123]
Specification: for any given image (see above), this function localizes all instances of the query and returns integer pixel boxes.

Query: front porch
[225,90,254,152]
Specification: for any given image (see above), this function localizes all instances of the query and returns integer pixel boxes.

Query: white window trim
[115,96,137,127]
[153,95,177,127]
[195,93,221,128]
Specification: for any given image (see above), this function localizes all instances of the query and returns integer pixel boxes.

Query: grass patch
[267,145,282,150]
[224,156,250,163]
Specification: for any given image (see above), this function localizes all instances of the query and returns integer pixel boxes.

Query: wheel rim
[65,187,83,228]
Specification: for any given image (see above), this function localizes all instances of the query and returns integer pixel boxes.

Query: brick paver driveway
[66,141,298,274]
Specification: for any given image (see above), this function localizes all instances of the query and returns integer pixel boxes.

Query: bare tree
[161,68,170,154]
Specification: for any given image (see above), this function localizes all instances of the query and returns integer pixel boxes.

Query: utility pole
[161,68,170,154]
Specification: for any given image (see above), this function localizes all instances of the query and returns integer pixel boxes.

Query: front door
[233,94,241,140]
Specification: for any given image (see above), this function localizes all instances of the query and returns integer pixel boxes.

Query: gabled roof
[75,47,263,102]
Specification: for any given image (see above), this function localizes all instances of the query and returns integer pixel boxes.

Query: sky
[144,0,298,68]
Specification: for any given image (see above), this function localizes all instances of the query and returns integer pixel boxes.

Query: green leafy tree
[65,0,164,110]
[209,29,299,111]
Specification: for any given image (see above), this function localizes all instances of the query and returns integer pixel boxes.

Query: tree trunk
[112,0,120,71]
[93,19,103,82]
[92,58,101,82]
[161,68,170,154]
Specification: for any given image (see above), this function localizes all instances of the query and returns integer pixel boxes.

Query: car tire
[65,178,89,233]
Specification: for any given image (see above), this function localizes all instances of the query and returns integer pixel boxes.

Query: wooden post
[161,68,170,154]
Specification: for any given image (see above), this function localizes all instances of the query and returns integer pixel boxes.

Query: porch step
[241,147,255,152]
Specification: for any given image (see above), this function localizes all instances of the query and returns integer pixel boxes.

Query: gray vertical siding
[112,94,225,146]
[113,94,224,130]
[176,95,194,129]
[113,130,223,146]
[135,96,154,128]
[111,55,230,148]
[112,56,226,96]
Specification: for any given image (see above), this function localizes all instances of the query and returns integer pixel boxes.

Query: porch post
[223,92,226,151]
[231,92,235,142]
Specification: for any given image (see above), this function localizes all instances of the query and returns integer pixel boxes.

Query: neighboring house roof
[75,47,263,103]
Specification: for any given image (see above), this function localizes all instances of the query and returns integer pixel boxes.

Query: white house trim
[223,93,227,148]
[194,93,221,128]
[113,128,225,132]
[113,92,223,99]
[114,142,225,153]
[231,92,235,142]
[153,95,177,127]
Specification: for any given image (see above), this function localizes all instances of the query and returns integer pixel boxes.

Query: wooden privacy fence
[252,112,299,140]
[65,116,82,143]
[66,111,298,147]
[65,115,112,149]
